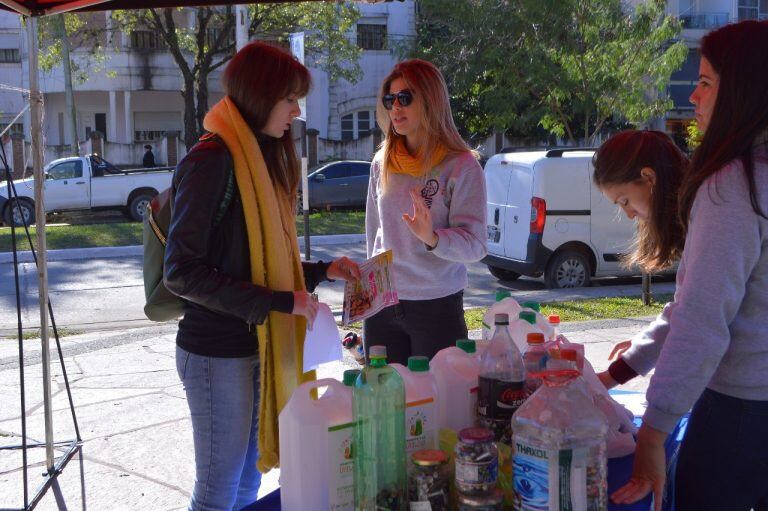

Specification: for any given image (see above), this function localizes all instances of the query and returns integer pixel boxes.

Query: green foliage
[416,0,687,143]
[685,120,703,150]
[38,13,109,83]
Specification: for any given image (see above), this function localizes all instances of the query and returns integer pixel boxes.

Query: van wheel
[3,198,35,227]
[487,265,520,281]
[128,193,155,222]
[545,250,591,289]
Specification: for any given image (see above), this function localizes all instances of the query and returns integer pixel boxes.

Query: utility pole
[55,15,79,156]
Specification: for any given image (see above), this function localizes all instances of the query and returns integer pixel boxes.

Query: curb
[0,233,366,264]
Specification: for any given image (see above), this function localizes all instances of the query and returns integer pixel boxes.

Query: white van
[483,148,642,288]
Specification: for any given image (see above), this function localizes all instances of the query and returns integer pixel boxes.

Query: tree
[113,3,362,150]
[417,0,687,145]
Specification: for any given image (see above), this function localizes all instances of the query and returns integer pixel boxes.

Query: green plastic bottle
[353,345,407,510]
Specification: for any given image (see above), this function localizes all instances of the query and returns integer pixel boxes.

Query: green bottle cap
[495,289,512,302]
[456,339,477,354]
[343,369,361,387]
[407,356,430,372]
[521,301,541,312]
[519,311,537,325]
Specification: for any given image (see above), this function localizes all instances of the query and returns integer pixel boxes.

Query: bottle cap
[521,301,541,312]
[411,449,448,467]
[342,369,360,387]
[560,348,578,362]
[368,345,387,359]
[456,339,477,354]
[458,427,494,444]
[527,332,545,344]
[519,311,537,325]
[495,289,512,302]
[407,356,429,372]
[493,313,509,325]
[548,314,561,325]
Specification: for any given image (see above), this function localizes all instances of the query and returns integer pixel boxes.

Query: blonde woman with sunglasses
[364,59,487,365]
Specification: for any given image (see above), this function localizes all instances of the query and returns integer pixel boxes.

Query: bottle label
[455,457,498,485]
[328,421,356,511]
[405,397,436,454]
[513,439,590,511]
[477,376,526,419]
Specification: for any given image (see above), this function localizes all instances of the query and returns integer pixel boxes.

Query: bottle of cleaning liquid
[520,300,555,341]
[477,313,526,445]
[391,356,439,454]
[510,311,540,352]
[482,290,522,341]
[511,368,608,511]
[279,377,356,511]
[432,343,482,432]
[353,345,407,511]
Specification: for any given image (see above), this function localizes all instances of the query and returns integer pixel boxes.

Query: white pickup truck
[0,154,174,226]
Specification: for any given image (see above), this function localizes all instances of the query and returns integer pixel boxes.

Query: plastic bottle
[279,377,356,511]
[432,344,481,432]
[522,332,547,395]
[548,313,562,341]
[353,345,407,511]
[520,301,556,342]
[509,311,539,352]
[390,356,439,454]
[511,369,608,511]
[481,291,522,341]
[477,313,526,445]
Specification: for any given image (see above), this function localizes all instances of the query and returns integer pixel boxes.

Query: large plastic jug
[431,345,481,432]
[511,369,609,511]
[482,291,522,341]
[353,345,407,511]
[520,301,556,341]
[279,377,356,511]
[391,356,439,455]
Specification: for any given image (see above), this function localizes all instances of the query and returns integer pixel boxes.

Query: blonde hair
[376,59,475,181]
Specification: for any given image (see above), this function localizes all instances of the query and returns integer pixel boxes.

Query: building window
[135,130,167,142]
[0,123,23,136]
[0,49,20,63]
[340,110,376,141]
[738,0,768,20]
[357,24,386,51]
[130,30,166,50]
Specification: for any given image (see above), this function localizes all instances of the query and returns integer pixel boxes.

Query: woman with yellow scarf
[364,59,488,365]
[163,42,360,510]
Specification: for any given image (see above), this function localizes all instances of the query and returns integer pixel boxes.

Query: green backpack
[143,159,235,322]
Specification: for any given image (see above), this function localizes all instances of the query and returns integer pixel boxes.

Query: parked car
[482,148,674,289]
[298,160,371,211]
[0,154,173,226]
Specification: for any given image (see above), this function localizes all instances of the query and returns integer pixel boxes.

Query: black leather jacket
[164,135,330,357]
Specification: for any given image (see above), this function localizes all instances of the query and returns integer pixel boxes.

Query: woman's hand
[327,256,362,281]
[609,340,633,360]
[403,187,438,248]
[597,370,619,390]
[292,291,319,330]
[611,424,667,511]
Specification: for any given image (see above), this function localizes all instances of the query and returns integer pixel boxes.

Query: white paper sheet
[303,302,342,372]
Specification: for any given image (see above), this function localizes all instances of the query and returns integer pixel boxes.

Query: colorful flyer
[342,250,398,325]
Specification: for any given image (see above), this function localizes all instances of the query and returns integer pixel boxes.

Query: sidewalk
[0,320,653,511]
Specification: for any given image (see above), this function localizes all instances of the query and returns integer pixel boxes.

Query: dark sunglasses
[382,90,414,110]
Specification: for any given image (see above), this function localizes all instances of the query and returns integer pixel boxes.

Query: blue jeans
[176,346,262,511]
[675,388,768,510]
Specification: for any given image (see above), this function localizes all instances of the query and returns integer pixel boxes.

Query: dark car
[299,160,371,210]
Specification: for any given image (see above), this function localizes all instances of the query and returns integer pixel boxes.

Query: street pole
[55,15,78,156]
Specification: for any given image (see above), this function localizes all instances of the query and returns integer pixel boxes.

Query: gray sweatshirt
[621,149,768,433]
[365,150,487,301]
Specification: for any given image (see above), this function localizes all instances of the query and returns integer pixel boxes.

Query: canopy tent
[0,0,312,16]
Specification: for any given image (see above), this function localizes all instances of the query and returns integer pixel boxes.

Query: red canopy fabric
[0,0,319,16]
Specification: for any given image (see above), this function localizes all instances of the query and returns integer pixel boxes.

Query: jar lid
[342,369,360,387]
[456,339,477,354]
[411,449,448,466]
[407,355,430,372]
[458,489,504,505]
[458,427,494,444]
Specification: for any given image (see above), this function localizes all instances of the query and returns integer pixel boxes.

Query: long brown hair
[593,130,688,272]
[376,59,474,182]
[679,20,768,229]
[222,41,310,197]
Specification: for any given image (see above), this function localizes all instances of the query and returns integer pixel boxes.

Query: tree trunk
[182,77,199,150]
[196,70,209,137]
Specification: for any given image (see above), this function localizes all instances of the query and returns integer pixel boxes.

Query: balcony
[679,12,730,29]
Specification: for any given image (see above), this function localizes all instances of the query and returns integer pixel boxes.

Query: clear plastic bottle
[353,345,407,510]
[511,369,608,511]
[522,332,546,395]
[477,313,526,445]
[548,314,561,340]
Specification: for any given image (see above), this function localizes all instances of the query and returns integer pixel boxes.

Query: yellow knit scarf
[386,137,449,177]
[203,97,314,473]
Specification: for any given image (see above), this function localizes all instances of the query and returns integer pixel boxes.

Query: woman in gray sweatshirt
[600,21,768,510]
[363,59,487,365]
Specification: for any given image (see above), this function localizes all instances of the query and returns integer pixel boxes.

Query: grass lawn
[0,210,365,251]
[463,293,673,329]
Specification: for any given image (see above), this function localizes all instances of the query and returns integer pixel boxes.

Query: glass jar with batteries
[454,427,499,496]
